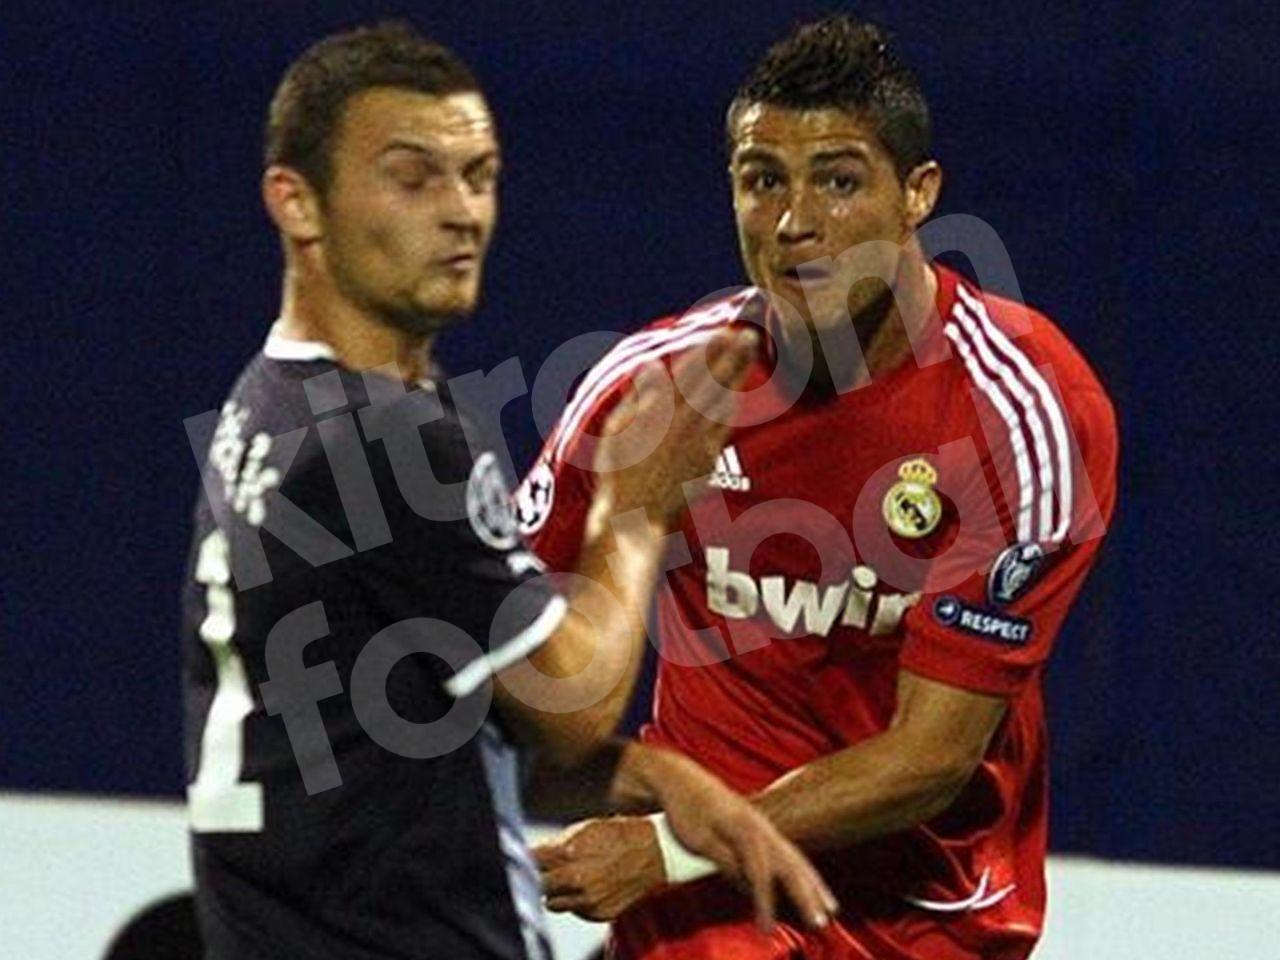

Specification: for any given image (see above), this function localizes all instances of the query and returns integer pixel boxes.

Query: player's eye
[386,164,432,190]
[465,162,500,194]
[742,169,784,195]
[819,171,860,196]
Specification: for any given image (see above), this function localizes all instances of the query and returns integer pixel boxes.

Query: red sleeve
[515,449,594,573]
[514,379,630,573]
[899,382,1118,697]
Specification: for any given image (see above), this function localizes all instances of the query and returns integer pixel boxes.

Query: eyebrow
[380,142,500,171]
[733,147,780,166]
[381,140,439,161]
[733,145,872,167]
[810,147,871,165]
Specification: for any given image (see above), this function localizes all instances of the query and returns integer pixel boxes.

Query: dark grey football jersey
[182,332,561,960]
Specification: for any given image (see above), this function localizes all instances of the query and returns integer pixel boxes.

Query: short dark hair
[727,15,931,177]
[264,21,479,196]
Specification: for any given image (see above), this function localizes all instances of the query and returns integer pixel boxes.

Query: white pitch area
[3,791,1276,960]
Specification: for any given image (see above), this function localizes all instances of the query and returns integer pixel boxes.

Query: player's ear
[262,165,323,243]
[903,160,942,230]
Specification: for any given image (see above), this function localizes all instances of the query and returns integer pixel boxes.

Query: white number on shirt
[187,529,263,832]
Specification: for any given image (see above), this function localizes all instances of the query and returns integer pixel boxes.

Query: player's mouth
[776,264,834,290]
[440,253,479,274]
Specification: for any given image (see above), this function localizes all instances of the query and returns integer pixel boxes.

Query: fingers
[543,891,590,915]
[530,837,570,870]
[666,328,756,479]
[671,329,756,418]
[736,830,777,933]
[716,814,836,933]
[775,844,837,931]
[544,892,620,922]
[593,363,676,475]
[592,326,757,514]
[539,863,581,899]
[598,388,640,438]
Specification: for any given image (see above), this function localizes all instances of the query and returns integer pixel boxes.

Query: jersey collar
[263,320,337,362]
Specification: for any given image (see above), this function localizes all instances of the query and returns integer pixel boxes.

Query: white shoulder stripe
[550,298,743,463]
[557,323,694,425]
[956,284,1074,542]
[944,323,1036,542]
[554,292,752,443]
[950,302,1056,541]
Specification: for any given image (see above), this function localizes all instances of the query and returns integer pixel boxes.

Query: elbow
[533,705,623,771]
[538,738,598,772]
[907,748,985,822]
[917,761,975,820]
[887,731,985,823]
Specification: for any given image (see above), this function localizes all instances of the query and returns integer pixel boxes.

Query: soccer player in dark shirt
[181,23,835,960]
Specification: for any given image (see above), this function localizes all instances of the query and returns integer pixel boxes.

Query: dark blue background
[4,1,1276,868]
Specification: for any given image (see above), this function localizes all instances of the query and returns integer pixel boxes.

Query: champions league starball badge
[467,452,521,551]
[513,458,555,535]
[883,457,943,539]
[987,541,1046,606]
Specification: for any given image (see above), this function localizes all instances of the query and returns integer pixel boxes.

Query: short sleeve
[434,451,567,698]
[516,379,626,572]
[357,390,566,699]
[900,386,1118,696]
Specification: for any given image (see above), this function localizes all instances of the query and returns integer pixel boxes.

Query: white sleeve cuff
[444,595,567,698]
[647,812,718,884]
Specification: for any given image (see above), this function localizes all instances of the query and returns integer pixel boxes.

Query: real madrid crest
[883,458,943,539]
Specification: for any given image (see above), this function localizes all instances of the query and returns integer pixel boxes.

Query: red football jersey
[518,264,1117,960]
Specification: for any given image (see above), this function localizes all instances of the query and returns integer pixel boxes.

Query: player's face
[729,103,916,337]
[319,88,500,333]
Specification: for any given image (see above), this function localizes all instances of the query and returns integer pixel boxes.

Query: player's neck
[859,253,939,382]
[276,270,435,383]
[783,253,938,399]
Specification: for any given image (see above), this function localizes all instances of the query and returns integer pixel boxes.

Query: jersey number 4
[188,529,264,832]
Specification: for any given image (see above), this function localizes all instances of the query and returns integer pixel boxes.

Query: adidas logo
[709,445,751,492]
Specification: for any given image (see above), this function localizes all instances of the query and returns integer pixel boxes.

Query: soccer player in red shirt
[526,15,1117,960]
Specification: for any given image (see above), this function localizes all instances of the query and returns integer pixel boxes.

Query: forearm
[525,740,633,821]
[499,503,668,767]
[752,728,971,851]
[527,739,704,821]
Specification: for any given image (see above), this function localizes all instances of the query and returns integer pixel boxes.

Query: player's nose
[435,173,485,235]
[768,208,819,249]
[775,197,820,246]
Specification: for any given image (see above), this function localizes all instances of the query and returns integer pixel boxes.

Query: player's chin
[415,281,481,326]
[761,280,815,329]
[771,285,852,341]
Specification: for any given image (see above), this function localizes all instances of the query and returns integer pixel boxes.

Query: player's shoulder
[205,354,341,517]
[942,267,1116,440]
[545,287,756,460]
[600,286,756,368]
